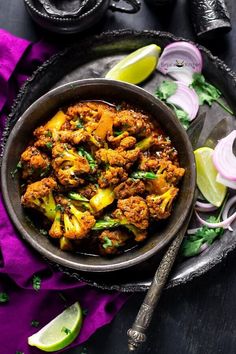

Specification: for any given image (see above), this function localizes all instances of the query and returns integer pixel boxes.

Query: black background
[1,0,236,353]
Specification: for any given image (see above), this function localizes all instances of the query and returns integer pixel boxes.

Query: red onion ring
[166,81,199,120]
[157,42,202,85]
[216,173,236,190]
[212,130,236,181]
[195,200,218,212]
[195,210,236,230]
[222,195,236,231]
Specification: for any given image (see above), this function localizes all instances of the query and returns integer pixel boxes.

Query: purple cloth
[0,29,128,354]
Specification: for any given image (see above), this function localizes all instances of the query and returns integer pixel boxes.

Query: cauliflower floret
[52,143,90,187]
[119,136,137,150]
[107,131,129,148]
[98,229,130,255]
[114,109,154,137]
[98,167,128,188]
[57,129,89,145]
[146,187,179,220]
[113,196,149,230]
[95,147,140,169]
[20,146,50,180]
[49,196,95,240]
[138,153,160,173]
[114,178,145,199]
[21,177,57,221]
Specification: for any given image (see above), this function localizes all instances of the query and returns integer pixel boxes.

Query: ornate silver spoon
[127,210,193,351]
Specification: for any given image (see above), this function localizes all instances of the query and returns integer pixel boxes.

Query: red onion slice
[157,42,202,84]
[166,81,199,120]
[222,195,236,231]
[212,130,236,181]
[187,227,202,235]
[216,173,236,190]
[195,200,218,212]
[195,210,236,230]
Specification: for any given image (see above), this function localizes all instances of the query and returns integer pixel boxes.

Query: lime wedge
[28,302,82,352]
[194,147,227,207]
[105,44,161,84]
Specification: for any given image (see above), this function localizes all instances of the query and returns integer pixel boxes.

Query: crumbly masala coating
[20,100,185,256]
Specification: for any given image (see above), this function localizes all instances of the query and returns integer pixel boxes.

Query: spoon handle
[127,211,192,351]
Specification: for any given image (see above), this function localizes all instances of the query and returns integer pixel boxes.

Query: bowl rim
[1,78,196,272]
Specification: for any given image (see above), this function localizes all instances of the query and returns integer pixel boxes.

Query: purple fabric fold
[0,29,128,354]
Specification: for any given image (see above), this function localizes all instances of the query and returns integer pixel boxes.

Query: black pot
[24,0,141,34]
[1,78,195,272]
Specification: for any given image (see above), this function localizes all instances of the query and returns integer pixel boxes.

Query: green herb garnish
[45,130,52,137]
[181,225,223,257]
[155,80,177,101]
[78,147,97,172]
[102,236,113,249]
[55,204,64,212]
[181,201,226,258]
[33,275,41,291]
[31,320,40,328]
[191,73,234,115]
[113,130,123,136]
[68,192,89,202]
[130,171,157,180]
[0,292,9,303]
[11,161,22,178]
[169,104,190,130]
[46,142,53,149]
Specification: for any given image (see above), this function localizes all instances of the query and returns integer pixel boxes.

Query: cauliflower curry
[19,100,185,256]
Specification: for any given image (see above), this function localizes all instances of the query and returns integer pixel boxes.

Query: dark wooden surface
[1,0,236,353]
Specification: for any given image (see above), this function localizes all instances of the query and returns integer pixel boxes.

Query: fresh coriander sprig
[191,73,234,115]
[31,320,40,328]
[0,292,9,303]
[155,80,177,100]
[130,171,157,180]
[33,275,41,291]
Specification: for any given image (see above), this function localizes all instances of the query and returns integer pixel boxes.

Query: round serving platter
[3,29,236,292]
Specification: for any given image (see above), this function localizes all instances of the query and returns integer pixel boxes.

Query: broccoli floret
[146,187,179,220]
[52,143,90,187]
[21,177,57,221]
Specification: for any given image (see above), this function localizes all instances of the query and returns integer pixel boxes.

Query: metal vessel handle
[109,0,141,14]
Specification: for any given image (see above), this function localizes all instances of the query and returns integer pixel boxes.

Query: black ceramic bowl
[1,79,196,272]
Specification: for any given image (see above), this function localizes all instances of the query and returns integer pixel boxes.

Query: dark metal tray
[4,30,236,292]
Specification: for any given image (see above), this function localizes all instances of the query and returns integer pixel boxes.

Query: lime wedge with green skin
[194,147,227,207]
[105,44,161,84]
[28,302,83,352]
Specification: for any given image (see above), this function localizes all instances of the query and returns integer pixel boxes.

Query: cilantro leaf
[170,104,190,130]
[33,275,41,291]
[155,81,177,101]
[191,73,234,115]
[0,292,9,303]
[102,236,113,249]
[31,320,40,328]
[181,225,224,258]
